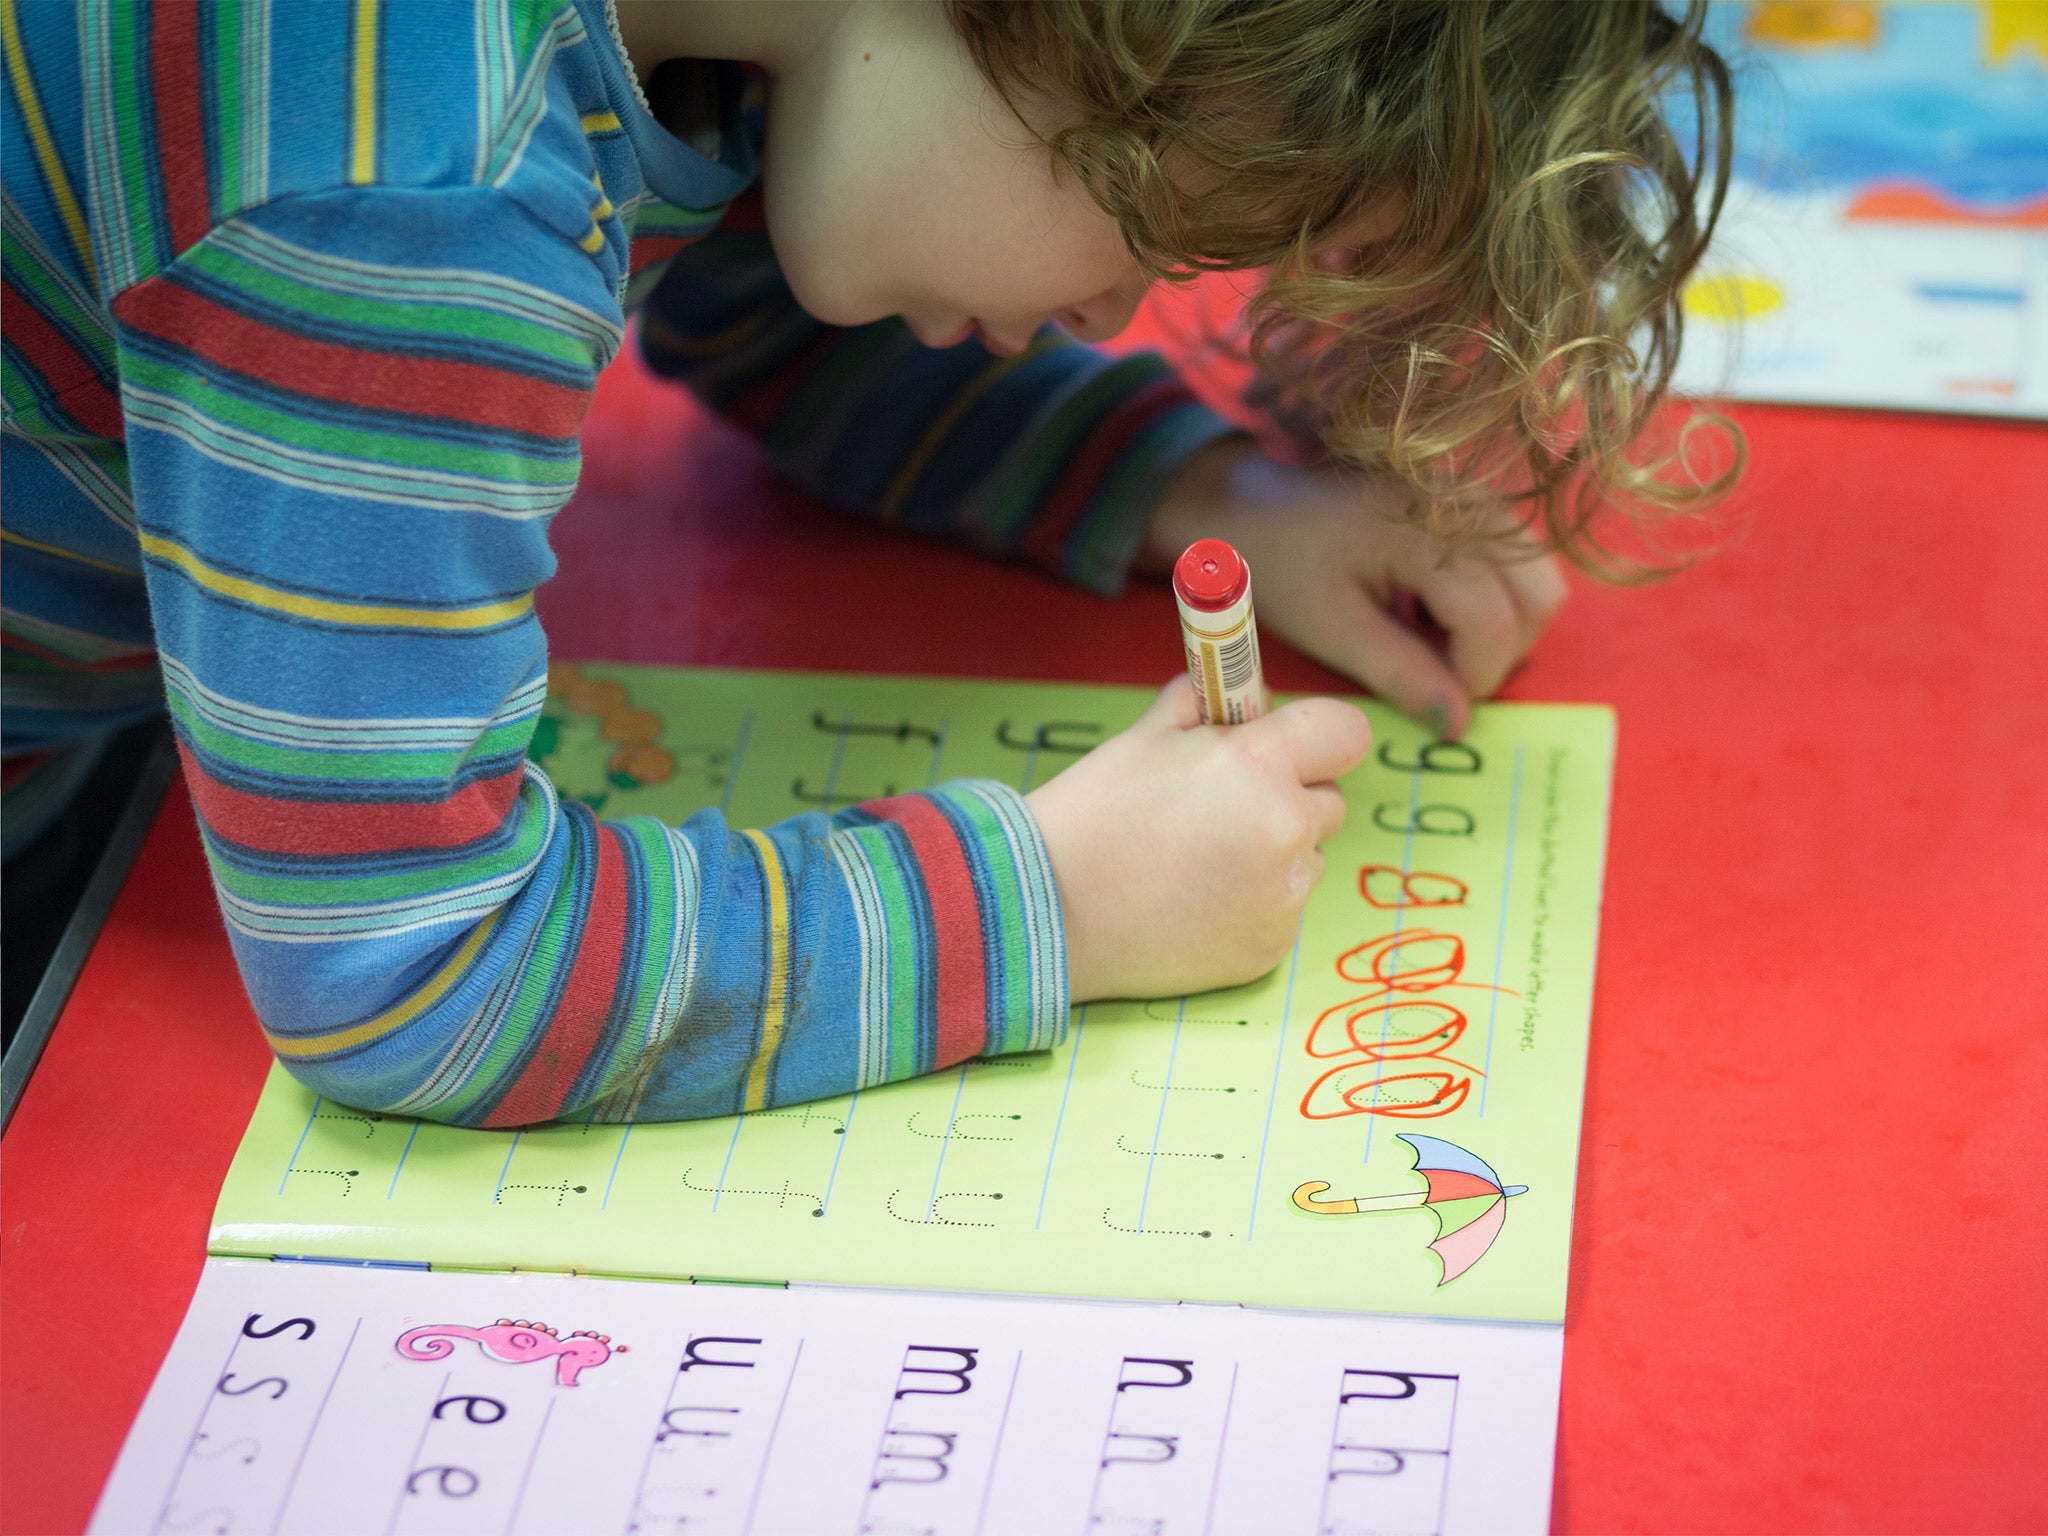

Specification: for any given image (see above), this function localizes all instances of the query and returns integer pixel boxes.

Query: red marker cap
[1173,539,1249,612]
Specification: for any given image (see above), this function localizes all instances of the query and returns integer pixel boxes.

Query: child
[0,0,1730,1124]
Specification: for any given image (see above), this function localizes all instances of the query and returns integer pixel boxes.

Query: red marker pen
[1173,538,1266,726]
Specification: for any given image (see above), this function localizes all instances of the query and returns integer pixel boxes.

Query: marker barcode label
[1217,628,1259,692]
[1194,642,1224,723]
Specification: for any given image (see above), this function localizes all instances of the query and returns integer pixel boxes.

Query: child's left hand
[1142,438,1566,738]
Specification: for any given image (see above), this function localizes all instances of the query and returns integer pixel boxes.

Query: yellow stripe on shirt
[638,304,774,363]
[579,171,615,249]
[878,334,1057,522]
[580,110,622,135]
[0,0,98,285]
[137,531,532,632]
[740,829,792,1112]
[1,526,138,576]
[348,0,379,185]
[265,911,502,1059]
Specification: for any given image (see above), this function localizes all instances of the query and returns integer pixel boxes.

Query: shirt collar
[572,0,757,210]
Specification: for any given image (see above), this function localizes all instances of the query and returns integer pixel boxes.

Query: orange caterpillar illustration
[547,662,675,789]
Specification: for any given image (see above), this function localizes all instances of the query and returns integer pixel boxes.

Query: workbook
[96,667,1614,1534]
[93,1260,1566,1535]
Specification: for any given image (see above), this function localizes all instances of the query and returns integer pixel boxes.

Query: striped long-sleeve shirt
[1,0,1232,1124]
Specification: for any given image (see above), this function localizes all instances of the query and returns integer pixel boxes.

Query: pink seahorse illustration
[394,1318,626,1387]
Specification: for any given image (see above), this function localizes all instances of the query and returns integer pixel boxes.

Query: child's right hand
[1024,677,1372,1002]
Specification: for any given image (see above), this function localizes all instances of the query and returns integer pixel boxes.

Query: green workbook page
[212,666,1613,1323]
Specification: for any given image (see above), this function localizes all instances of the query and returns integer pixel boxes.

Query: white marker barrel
[1173,539,1266,726]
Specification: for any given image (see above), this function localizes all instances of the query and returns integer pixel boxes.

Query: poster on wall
[1670,0,2048,418]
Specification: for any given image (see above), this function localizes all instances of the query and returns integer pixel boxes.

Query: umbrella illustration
[1292,1133,1527,1285]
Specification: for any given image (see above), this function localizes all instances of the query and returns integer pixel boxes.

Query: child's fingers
[1242,695,1372,785]
[1292,583,1470,737]
[1137,673,1204,731]
[1497,550,1568,663]
[1411,564,1521,701]
[1305,782,1348,843]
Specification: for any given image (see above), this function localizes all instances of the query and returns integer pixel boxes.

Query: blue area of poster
[1707,2,2048,204]
[1671,2,2047,416]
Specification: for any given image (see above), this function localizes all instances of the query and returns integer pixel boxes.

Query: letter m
[872,1429,956,1487]
[895,1345,978,1399]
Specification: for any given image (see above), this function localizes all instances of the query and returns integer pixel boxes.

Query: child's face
[759,2,1149,356]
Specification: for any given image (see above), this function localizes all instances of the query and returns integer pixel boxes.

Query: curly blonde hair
[947,0,1741,575]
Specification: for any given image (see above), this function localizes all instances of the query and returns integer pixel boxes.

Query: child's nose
[1061,278,1149,343]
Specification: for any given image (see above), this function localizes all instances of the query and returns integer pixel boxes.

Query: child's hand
[1026,678,1371,1002]
[1143,438,1567,738]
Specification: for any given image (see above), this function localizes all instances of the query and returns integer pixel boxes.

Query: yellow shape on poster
[1684,272,1786,322]
[1985,1,2048,66]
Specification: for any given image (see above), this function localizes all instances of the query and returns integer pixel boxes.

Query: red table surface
[5,327,2046,1535]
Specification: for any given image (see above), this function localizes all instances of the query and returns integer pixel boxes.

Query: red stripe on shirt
[721,188,768,231]
[485,819,629,1126]
[863,794,989,1068]
[0,633,154,671]
[1,280,125,440]
[1019,377,1190,567]
[1,751,54,794]
[149,1,212,254]
[628,236,689,276]
[113,279,591,440]
[724,328,840,438]
[179,745,524,856]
